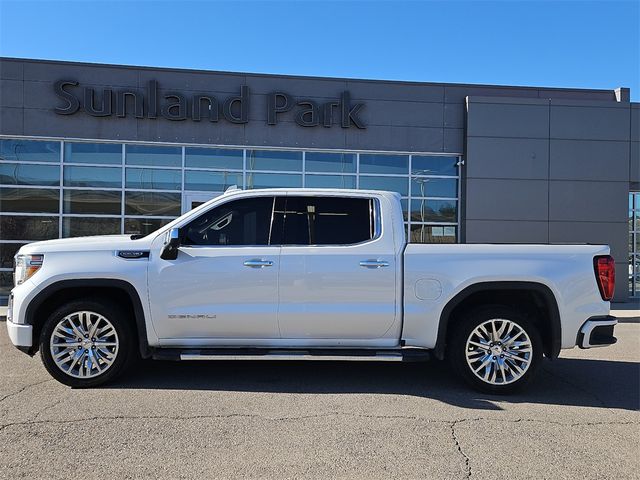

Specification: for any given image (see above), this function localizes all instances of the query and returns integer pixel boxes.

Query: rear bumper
[577,315,617,349]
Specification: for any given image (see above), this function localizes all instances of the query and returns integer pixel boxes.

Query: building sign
[53,80,366,129]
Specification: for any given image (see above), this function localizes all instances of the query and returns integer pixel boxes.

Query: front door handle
[243,259,274,268]
[359,259,389,268]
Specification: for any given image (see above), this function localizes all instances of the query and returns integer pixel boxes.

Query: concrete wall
[465,96,636,301]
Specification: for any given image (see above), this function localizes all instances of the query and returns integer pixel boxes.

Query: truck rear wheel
[448,305,543,394]
[39,298,134,388]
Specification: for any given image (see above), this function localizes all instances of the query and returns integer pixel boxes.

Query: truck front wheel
[448,305,543,394]
[39,298,134,388]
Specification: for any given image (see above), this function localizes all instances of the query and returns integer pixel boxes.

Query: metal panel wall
[465,96,635,300]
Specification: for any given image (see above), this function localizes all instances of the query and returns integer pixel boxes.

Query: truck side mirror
[160,227,182,260]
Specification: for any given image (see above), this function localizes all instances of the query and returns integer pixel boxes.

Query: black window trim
[178,193,382,248]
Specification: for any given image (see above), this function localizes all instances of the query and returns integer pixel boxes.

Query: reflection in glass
[65,142,122,165]
[0,216,59,240]
[359,154,408,175]
[63,217,121,238]
[635,255,639,296]
[0,139,60,163]
[185,171,242,191]
[410,199,457,223]
[305,152,356,173]
[125,218,173,236]
[304,175,356,189]
[0,188,59,213]
[246,150,302,171]
[126,145,181,167]
[64,165,122,188]
[125,191,181,216]
[0,243,25,268]
[359,176,408,196]
[411,178,457,198]
[185,148,243,170]
[411,156,458,176]
[63,190,121,215]
[400,199,408,222]
[409,224,456,244]
[0,271,12,299]
[246,172,302,189]
[0,163,60,186]
[126,168,181,190]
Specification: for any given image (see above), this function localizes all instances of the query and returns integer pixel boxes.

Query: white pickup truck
[7,188,618,393]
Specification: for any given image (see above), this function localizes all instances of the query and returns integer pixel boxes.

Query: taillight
[593,255,615,301]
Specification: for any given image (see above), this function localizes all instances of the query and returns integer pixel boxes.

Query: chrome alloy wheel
[49,311,119,379]
[465,318,533,385]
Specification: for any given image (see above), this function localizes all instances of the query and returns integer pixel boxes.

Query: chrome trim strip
[179,353,403,361]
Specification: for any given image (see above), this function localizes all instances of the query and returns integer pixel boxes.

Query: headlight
[14,254,44,287]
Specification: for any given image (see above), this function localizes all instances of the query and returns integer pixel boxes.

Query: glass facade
[0,137,461,304]
[630,192,639,297]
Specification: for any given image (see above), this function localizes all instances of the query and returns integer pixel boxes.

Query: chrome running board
[151,348,430,362]
[179,352,403,362]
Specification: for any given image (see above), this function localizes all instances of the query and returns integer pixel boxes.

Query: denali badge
[168,314,217,319]
[117,251,150,259]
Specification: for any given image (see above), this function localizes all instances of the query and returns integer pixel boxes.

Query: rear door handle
[359,259,389,268]
[243,259,274,268]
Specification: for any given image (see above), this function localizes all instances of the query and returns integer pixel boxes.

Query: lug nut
[492,356,496,360]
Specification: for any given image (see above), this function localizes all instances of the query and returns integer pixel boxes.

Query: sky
[0,0,638,100]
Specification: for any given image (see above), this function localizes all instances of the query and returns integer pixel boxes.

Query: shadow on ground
[110,356,640,412]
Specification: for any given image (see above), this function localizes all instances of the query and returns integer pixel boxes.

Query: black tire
[39,297,135,388]
[448,305,543,394]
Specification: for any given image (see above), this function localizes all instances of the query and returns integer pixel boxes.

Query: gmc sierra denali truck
[6,188,618,393]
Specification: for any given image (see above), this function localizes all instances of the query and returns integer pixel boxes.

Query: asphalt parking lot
[0,321,638,480]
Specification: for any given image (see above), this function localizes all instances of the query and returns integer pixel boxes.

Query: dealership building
[0,57,638,304]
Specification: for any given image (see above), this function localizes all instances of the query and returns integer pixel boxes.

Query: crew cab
[6,188,618,393]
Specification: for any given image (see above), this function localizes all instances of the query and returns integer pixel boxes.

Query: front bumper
[577,315,617,349]
[6,317,33,348]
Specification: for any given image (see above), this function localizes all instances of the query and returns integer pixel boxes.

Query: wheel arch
[433,281,561,361]
[25,279,150,358]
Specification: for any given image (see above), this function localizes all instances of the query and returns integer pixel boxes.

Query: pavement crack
[32,393,69,421]
[1,413,637,433]
[451,420,472,479]
[0,379,52,404]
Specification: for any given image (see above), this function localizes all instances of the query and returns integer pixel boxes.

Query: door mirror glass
[160,227,181,260]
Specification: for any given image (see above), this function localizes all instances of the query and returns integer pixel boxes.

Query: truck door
[148,195,281,342]
[277,195,399,343]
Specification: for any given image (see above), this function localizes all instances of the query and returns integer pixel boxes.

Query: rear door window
[279,196,375,245]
